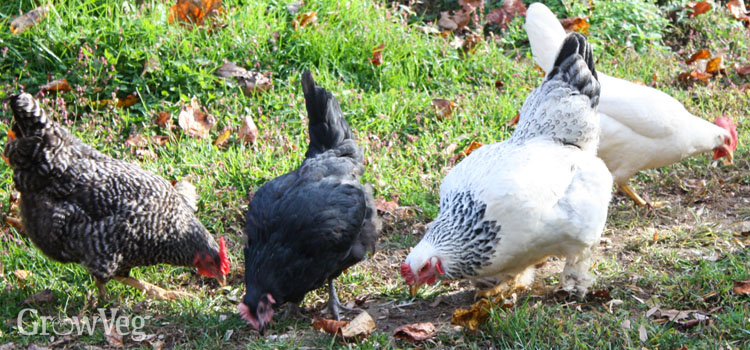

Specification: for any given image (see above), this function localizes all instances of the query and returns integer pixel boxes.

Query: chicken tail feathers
[301,70,355,160]
[547,33,600,108]
[9,93,50,138]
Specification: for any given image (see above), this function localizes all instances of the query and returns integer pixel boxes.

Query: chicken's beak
[409,283,423,297]
[216,274,227,286]
[723,151,734,166]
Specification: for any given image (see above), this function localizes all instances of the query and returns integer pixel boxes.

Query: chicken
[238,70,380,334]
[525,2,738,207]
[4,93,230,300]
[401,33,612,298]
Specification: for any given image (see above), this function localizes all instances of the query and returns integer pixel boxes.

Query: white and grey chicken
[525,2,738,207]
[401,33,612,298]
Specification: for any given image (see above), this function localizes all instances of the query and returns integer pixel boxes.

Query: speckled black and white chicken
[4,93,230,300]
[238,71,380,334]
[401,33,613,298]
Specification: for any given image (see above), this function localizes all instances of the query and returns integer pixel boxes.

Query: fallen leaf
[105,327,124,347]
[687,1,712,17]
[375,197,399,213]
[638,324,647,342]
[213,128,231,147]
[451,298,492,332]
[312,317,349,335]
[287,1,304,15]
[14,270,31,280]
[591,289,611,299]
[10,4,50,34]
[7,130,16,141]
[151,135,169,146]
[5,217,23,231]
[734,280,750,295]
[686,49,711,64]
[23,289,55,304]
[393,322,436,342]
[705,56,722,74]
[39,79,72,94]
[340,311,376,340]
[486,0,527,29]
[116,92,140,108]
[239,115,259,144]
[508,113,520,126]
[178,97,216,138]
[437,12,458,31]
[370,44,385,66]
[460,34,481,56]
[647,308,712,328]
[432,98,456,120]
[125,134,148,148]
[459,141,483,157]
[494,80,504,90]
[737,64,750,76]
[168,0,223,26]
[141,57,161,77]
[154,112,172,128]
[214,62,273,95]
[560,17,589,34]
[728,0,750,26]
[677,70,712,83]
[292,11,317,29]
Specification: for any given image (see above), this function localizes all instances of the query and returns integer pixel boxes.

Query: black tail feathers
[301,70,354,159]
[548,33,600,107]
[9,93,49,138]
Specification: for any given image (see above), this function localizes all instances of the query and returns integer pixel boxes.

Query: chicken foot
[325,280,361,320]
[475,266,535,300]
[113,276,195,300]
[618,184,664,208]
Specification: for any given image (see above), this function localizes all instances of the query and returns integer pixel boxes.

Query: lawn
[0,0,748,349]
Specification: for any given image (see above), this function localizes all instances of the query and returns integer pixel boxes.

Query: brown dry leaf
[154,112,172,128]
[432,98,456,120]
[39,79,72,94]
[13,270,32,284]
[239,115,259,144]
[105,328,124,348]
[340,311,376,340]
[734,280,750,295]
[677,70,712,83]
[370,44,385,66]
[508,113,520,126]
[638,324,647,342]
[495,80,505,90]
[213,128,231,147]
[151,135,169,146]
[487,0,527,29]
[560,17,589,34]
[688,1,712,17]
[647,308,712,328]
[23,289,55,305]
[10,4,50,34]
[375,197,399,213]
[116,92,140,108]
[591,289,611,299]
[451,298,492,332]
[452,10,472,31]
[705,56,722,74]
[141,57,161,77]
[437,12,458,31]
[392,322,436,342]
[168,0,223,26]
[5,217,23,231]
[686,49,711,64]
[460,141,483,157]
[215,62,273,95]
[178,97,216,138]
[461,34,481,56]
[728,0,750,26]
[293,11,317,29]
[125,134,147,148]
[312,317,349,335]
[736,64,750,76]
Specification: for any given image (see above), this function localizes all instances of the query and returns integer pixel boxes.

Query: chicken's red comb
[400,263,415,285]
[714,116,738,151]
[219,237,231,275]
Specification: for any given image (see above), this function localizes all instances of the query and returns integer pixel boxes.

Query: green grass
[1,0,749,348]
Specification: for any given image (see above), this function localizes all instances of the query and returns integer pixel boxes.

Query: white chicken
[401,33,613,298]
[525,2,738,207]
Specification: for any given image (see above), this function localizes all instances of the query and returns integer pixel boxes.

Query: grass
[0,0,749,348]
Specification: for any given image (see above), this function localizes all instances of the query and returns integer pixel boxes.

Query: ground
[0,0,748,349]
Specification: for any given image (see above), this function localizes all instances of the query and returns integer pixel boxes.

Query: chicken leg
[113,276,195,300]
[475,266,535,300]
[618,184,664,208]
[325,280,361,320]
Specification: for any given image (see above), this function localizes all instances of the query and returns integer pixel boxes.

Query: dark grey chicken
[4,93,230,300]
[238,70,380,334]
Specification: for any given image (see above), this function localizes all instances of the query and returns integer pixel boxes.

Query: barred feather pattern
[4,93,222,282]
[422,191,500,280]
